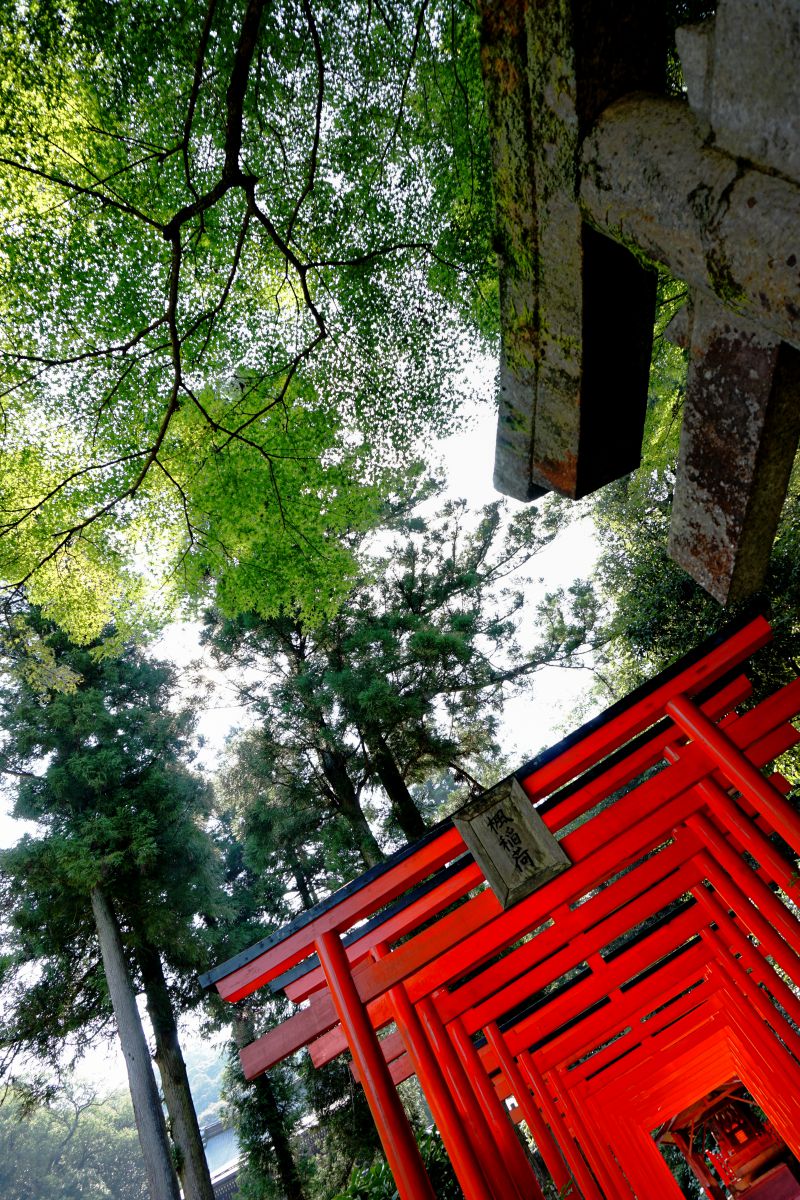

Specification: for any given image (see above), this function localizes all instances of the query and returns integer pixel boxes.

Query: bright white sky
[0,387,603,1090]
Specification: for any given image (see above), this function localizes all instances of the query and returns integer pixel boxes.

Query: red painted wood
[702,897,800,1034]
[545,674,753,834]
[566,978,717,1086]
[667,690,800,852]
[685,842,800,988]
[284,859,485,1003]
[440,837,694,1026]
[518,1050,603,1200]
[697,898,800,1047]
[314,929,436,1200]
[687,811,800,954]
[373,948,495,1200]
[449,1016,545,1200]
[484,1022,574,1195]
[309,834,699,1070]
[530,940,712,1076]
[416,995,513,1200]
[219,825,466,1001]
[552,1074,629,1199]
[517,617,771,804]
[464,857,703,1036]
[691,775,799,894]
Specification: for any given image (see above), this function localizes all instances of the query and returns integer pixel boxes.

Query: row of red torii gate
[201,613,800,1199]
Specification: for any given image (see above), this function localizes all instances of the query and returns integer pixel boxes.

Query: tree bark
[287,846,320,908]
[367,732,427,842]
[319,748,384,867]
[231,1011,307,1200]
[344,804,385,869]
[137,944,216,1200]
[90,888,181,1200]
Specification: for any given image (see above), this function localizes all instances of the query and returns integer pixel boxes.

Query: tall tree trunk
[319,748,384,867]
[232,1012,307,1200]
[90,888,181,1200]
[287,846,320,908]
[367,731,427,842]
[137,944,216,1200]
[342,803,385,869]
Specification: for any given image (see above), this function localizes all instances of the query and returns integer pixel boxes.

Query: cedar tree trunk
[319,748,384,867]
[138,943,216,1200]
[232,1011,307,1200]
[90,887,181,1200]
[368,731,427,841]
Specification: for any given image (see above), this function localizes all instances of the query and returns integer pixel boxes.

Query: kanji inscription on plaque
[453,777,570,909]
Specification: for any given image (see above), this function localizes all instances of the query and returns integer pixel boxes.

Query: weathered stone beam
[708,0,800,182]
[668,295,800,605]
[580,94,800,350]
[481,0,663,501]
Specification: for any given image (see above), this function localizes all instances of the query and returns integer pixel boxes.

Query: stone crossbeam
[482,0,800,603]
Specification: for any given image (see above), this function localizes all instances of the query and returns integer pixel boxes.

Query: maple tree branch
[184,210,251,366]
[369,0,429,185]
[3,318,167,367]
[182,0,220,199]
[0,157,165,232]
[285,0,324,244]
[0,451,151,539]
[248,190,326,336]
[154,458,196,547]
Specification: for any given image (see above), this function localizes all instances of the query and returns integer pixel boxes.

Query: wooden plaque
[453,778,571,909]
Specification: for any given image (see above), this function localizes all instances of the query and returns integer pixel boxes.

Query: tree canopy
[0,0,496,640]
[0,619,226,1200]
[0,1084,150,1200]
[207,483,574,868]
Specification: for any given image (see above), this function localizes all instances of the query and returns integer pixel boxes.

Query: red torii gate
[201,613,800,1200]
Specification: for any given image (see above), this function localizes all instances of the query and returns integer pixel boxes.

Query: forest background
[0,1,798,1199]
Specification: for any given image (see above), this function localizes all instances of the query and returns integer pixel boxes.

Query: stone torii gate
[482,0,800,605]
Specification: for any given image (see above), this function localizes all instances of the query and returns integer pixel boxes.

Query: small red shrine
[201,614,800,1199]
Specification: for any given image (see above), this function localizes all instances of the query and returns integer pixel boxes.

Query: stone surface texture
[453,777,570,910]
[675,19,715,124]
[580,96,800,351]
[484,0,800,605]
[668,294,800,604]
[480,1,549,502]
[710,0,800,181]
[483,0,660,501]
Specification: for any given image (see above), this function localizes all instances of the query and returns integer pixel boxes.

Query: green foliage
[0,0,496,641]
[330,1131,462,1200]
[0,614,222,1072]
[659,1142,704,1199]
[0,1084,149,1200]
[209,483,573,875]
[222,1041,310,1200]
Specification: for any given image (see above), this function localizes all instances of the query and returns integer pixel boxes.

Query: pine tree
[206,486,572,861]
[0,616,221,1200]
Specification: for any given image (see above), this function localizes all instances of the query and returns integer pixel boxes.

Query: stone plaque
[452,778,570,910]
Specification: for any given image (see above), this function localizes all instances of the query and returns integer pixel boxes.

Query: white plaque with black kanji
[452,777,570,909]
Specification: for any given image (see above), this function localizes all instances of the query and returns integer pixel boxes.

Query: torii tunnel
[201,614,800,1200]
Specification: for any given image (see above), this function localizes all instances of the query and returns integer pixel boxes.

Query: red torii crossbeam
[200,614,800,1200]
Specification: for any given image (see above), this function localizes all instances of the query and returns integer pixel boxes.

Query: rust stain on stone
[533,452,579,498]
